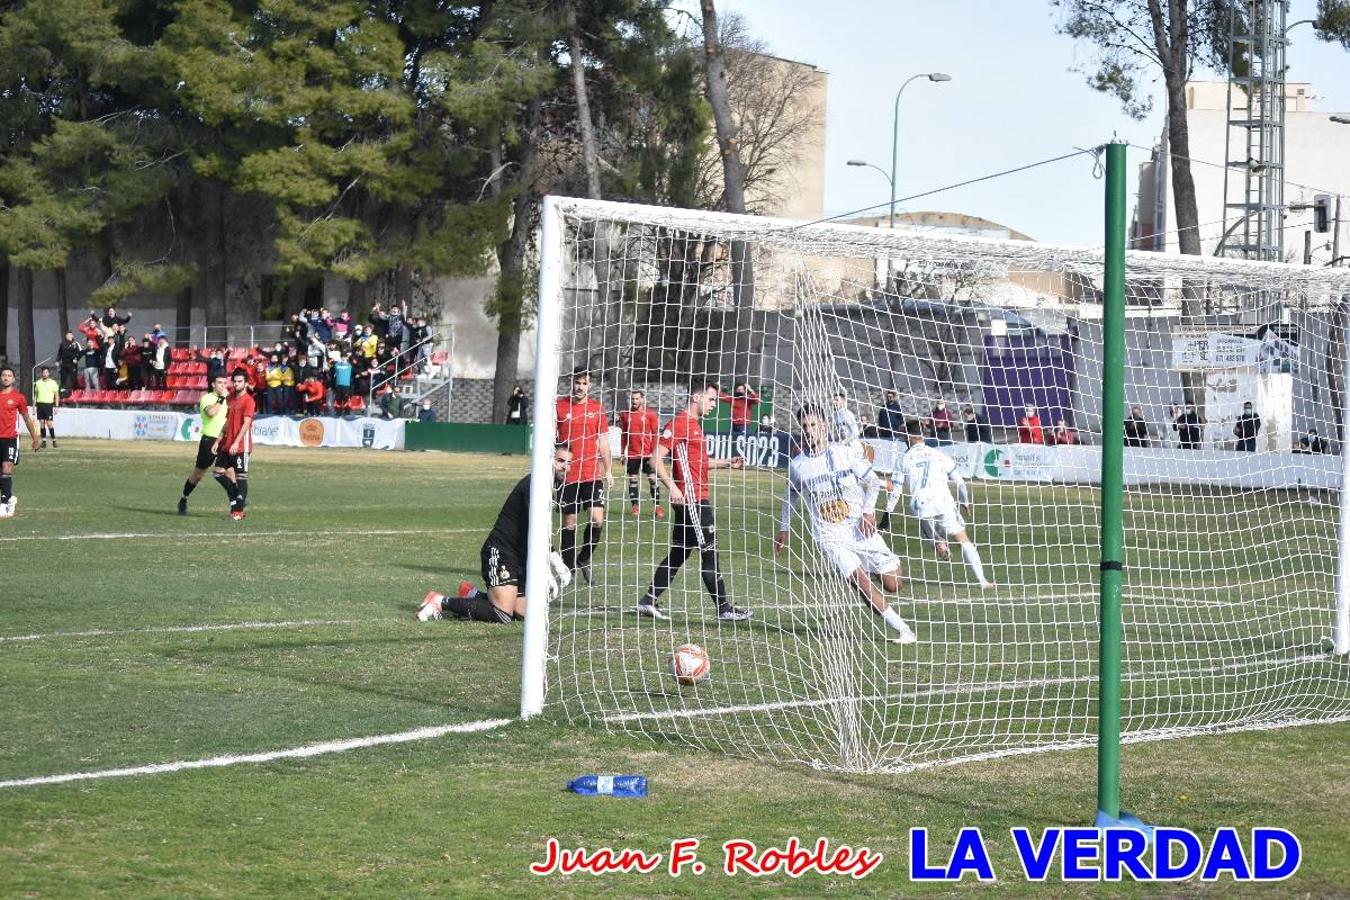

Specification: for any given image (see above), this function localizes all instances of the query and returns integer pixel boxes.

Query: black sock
[181,479,198,499]
[213,472,240,508]
[628,479,639,503]
[649,479,659,500]
[47,427,55,440]
[40,425,49,439]
[576,522,604,569]
[561,526,578,569]
[236,476,248,503]
[643,544,692,605]
[700,546,729,607]
[443,592,513,623]
[0,475,11,503]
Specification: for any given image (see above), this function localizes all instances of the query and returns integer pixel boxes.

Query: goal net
[524,195,1350,774]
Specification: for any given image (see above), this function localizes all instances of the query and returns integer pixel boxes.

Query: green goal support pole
[1095,141,1144,832]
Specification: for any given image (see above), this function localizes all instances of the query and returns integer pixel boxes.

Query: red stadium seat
[346,396,365,414]
[173,390,196,406]
[68,390,87,404]
[430,351,449,365]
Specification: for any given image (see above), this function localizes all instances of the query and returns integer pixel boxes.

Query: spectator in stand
[408,316,430,370]
[309,307,333,344]
[506,384,527,425]
[306,332,326,371]
[1047,418,1079,446]
[357,324,378,360]
[288,313,309,352]
[101,305,131,330]
[368,302,388,339]
[1233,401,1261,452]
[350,351,371,401]
[57,332,83,394]
[875,389,904,439]
[149,323,167,344]
[78,312,103,343]
[928,398,954,444]
[150,337,170,389]
[81,337,101,392]
[718,382,760,449]
[265,355,288,415]
[333,311,353,344]
[1171,403,1203,450]
[331,352,353,412]
[118,337,142,390]
[247,359,269,412]
[206,349,227,382]
[281,357,297,414]
[386,302,407,357]
[1124,405,1151,448]
[1295,427,1329,454]
[859,413,879,440]
[101,325,123,388]
[962,405,993,443]
[1017,404,1044,445]
[298,372,326,416]
[417,399,437,422]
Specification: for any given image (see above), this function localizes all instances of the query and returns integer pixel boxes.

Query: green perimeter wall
[405,422,533,454]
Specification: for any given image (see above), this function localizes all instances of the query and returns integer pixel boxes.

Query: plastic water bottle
[567,774,647,797]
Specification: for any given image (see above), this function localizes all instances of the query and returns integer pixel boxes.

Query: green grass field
[3,439,1350,897]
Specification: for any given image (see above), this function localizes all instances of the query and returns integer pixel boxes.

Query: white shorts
[917,504,966,538]
[818,531,901,580]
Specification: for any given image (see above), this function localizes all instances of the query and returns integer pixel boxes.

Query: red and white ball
[670,643,710,685]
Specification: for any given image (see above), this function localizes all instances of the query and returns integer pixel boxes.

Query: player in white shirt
[896,419,993,587]
[775,406,917,643]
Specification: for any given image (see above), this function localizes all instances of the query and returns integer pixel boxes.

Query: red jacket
[1018,414,1045,445]
[718,388,760,426]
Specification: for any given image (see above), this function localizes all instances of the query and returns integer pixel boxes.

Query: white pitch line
[0,718,512,790]
[0,527,475,543]
[0,619,369,644]
[602,653,1333,725]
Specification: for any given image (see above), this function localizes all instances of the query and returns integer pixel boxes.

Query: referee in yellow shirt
[177,373,243,518]
[32,367,60,449]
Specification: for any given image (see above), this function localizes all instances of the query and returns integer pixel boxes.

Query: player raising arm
[417,444,573,623]
[775,406,916,644]
[896,419,993,588]
[636,382,750,622]
[0,365,41,518]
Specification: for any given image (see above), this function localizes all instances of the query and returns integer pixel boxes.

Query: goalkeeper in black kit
[417,444,573,623]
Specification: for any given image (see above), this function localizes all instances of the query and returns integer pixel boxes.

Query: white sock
[881,607,907,632]
[962,542,990,585]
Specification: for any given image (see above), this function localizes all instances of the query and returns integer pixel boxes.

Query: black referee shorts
[193,436,217,470]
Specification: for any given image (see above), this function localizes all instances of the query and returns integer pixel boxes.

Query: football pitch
[3,440,1350,896]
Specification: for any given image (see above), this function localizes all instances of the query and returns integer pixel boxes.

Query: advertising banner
[55,408,404,450]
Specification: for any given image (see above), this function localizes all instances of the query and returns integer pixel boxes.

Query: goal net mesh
[537,196,1350,773]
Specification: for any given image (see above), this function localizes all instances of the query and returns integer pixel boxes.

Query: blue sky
[693,0,1350,244]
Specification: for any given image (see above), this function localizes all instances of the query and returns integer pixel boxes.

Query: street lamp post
[890,73,951,232]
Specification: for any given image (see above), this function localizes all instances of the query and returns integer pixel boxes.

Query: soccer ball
[671,643,710,685]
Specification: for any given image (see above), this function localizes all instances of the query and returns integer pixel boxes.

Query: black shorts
[670,500,716,550]
[0,437,18,466]
[194,436,217,470]
[558,480,607,515]
[35,403,54,421]
[481,541,525,591]
[214,449,249,474]
[625,457,655,477]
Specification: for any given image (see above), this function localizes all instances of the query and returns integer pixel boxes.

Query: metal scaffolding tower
[1220,0,1288,262]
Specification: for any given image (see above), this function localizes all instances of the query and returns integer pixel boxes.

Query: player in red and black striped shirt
[637,382,750,622]
[618,389,662,518]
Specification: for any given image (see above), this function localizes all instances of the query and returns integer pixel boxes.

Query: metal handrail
[365,332,445,412]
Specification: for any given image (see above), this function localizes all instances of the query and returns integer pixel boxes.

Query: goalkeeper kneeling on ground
[418,444,572,624]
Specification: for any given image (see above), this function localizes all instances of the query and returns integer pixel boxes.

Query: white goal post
[522,193,1350,774]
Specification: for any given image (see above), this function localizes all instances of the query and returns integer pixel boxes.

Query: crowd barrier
[53,408,405,450]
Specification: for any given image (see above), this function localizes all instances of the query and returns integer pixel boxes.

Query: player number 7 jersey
[897,443,959,517]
